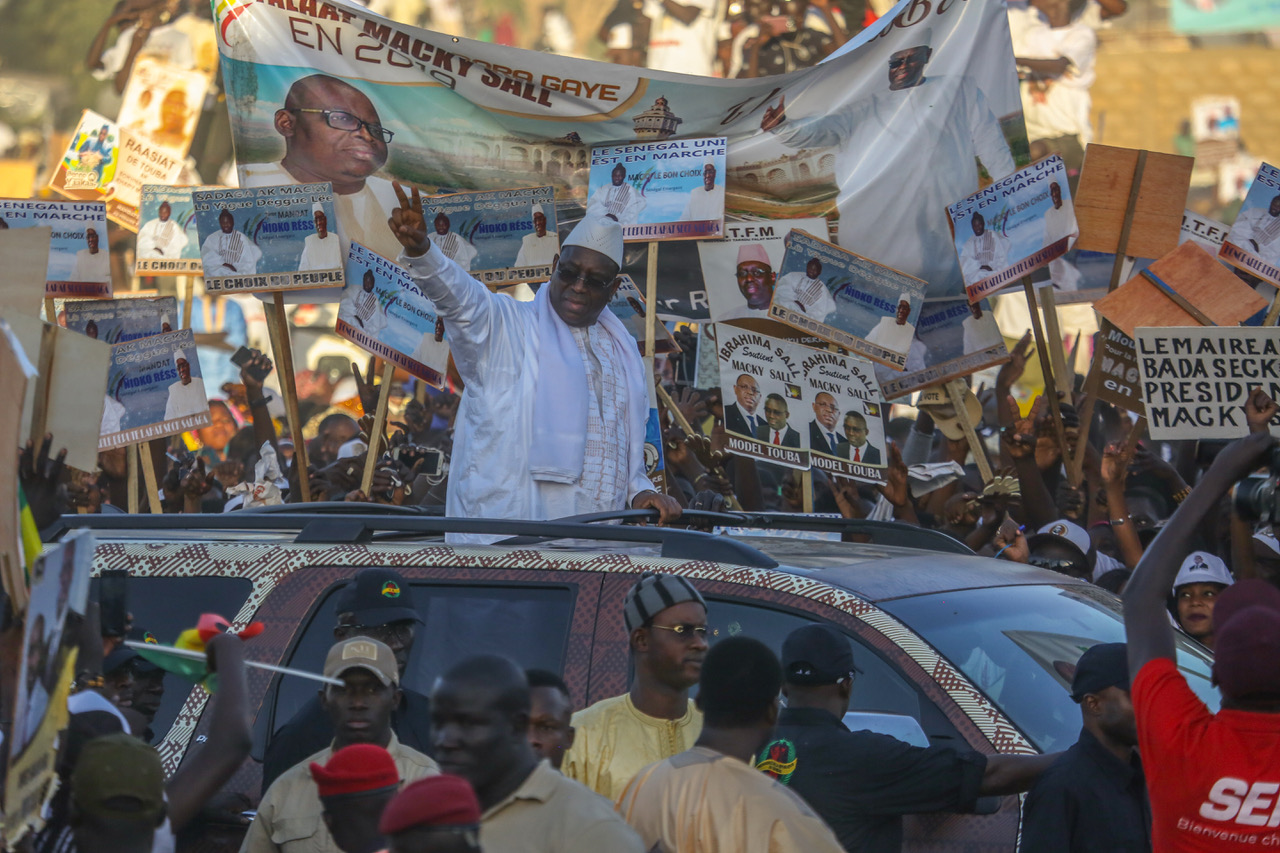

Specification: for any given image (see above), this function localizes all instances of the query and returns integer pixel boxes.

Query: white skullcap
[531,203,544,216]
[312,202,324,215]
[173,348,188,365]
[563,214,624,267]
[336,437,367,460]
[161,313,171,324]
[900,292,912,305]
[704,159,715,168]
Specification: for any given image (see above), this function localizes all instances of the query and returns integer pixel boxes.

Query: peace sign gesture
[389,181,430,257]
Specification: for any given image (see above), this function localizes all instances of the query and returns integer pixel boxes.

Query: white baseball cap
[1029,519,1091,563]
[1173,551,1234,591]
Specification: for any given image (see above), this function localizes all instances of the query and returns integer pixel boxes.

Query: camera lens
[1232,474,1278,523]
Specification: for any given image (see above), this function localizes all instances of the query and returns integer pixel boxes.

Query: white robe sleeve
[966,85,1016,181]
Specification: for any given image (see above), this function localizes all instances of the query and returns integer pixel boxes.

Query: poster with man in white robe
[876,297,1009,399]
[336,242,450,388]
[606,275,680,356]
[588,139,727,241]
[1221,162,1280,288]
[0,199,113,298]
[699,218,829,328]
[193,184,342,292]
[770,228,926,370]
[100,329,212,450]
[948,155,1079,304]
[136,186,201,274]
[65,296,177,345]
[422,186,558,286]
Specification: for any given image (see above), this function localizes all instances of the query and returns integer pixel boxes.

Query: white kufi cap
[563,214,623,267]
[173,348,188,365]
[312,202,325,215]
[531,203,544,216]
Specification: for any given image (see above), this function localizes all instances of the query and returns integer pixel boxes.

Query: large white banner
[215,0,1026,306]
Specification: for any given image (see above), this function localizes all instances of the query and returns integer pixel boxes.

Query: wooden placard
[1094,242,1268,338]
[1074,145,1194,260]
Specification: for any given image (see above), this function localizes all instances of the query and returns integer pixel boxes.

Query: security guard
[757,624,1057,853]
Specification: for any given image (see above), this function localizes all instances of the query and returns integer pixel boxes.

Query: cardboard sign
[0,200,111,299]
[717,327,810,470]
[423,186,559,286]
[768,229,926,370]
[193,184,344,292]
[588,138,727,241]
[802,348,886,484]
[0,321,36,611]
[876,297,1008,400]
[698,218,829,328]
[4,529,92,842]
[1221,162,1280,288]
[1136,326,1280,440]
[607,275,679,356]
[336,242,450,388]
[1191,96,1241,143]
[64,297,177,344]
[0,226,53,317]
[1095,242,1268,337]
[117,58,210,158]
[101,329,212,450]
[1094,320,1144,415]
[48,111,184,231]
[135,186,203,275]
[1073,144,1193,260]
[949,155,1078,303]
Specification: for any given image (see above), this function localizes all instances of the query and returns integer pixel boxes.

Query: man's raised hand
[760,95,786,132]
[389,181,430,257]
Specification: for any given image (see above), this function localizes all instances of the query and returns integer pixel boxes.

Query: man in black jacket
[260,568,431,794]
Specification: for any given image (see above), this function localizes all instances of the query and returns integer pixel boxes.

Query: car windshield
[883,583,1218,753]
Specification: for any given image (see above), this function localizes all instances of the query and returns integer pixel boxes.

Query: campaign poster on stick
[64,296,177,344]
[424,186,559,286]
[699,218,829,326]
[0,199,111,298]
[876,297,1008,399]
[1135,326,1280,440]
[193,184,343,293]
[48,111,184,231]
[1095,321,1144,416]
[769,229,926,370]
[587,138,727,242]
[336,242,450,388]
[607,275,679,356]
[117,58,210,158]
[1220,163,1280,288]
[716,326,809,470]
[100,329,212,450]
[4,529,92,841]
[949,155,1078,304]
[136,186,201,274]
[802,348,886,483]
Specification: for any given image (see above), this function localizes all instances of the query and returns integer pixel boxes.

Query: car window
[269,582,576,737]
[125,576,255,742]
[710,596,922,720]
[883,583,1218,753]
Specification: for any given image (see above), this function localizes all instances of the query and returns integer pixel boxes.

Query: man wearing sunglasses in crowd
[241,73,405,264]
[388,184,682,545]
[563,573,710,801]
[260,568,431,794]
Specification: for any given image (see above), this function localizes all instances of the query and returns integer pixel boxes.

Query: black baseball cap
[1070,642,1129,701]
[334,568,421,626]
[782,624,855,685]
[103,626,161,676]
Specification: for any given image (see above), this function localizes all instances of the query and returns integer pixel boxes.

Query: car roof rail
[532,509,975,556]
[242,502,444,516]
[46,512,780,569]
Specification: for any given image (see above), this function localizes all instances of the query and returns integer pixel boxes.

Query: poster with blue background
[587,138,727,241]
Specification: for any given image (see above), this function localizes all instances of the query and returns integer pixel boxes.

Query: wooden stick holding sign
[43,298,56,326]
[139,444,162,515]
[1021,277,1078,487]
[1265,290,1280,327]
[181,278,194,330]
[945,378,993,484]
[127,445,139,515]
[1037,285,1072,397]
[644,241,669,497]
[263,293,312,502]
[360,361,397,498]
[1106,150,1148,291]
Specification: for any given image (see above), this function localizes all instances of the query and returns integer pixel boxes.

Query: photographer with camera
[1123,387,1280,852]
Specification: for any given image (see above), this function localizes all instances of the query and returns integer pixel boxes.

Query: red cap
[1213,579,1280,700]
[309,744,400,799]
[379,775,481,834]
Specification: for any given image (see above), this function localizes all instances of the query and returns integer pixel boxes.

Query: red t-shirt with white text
[1133,658,1280,850]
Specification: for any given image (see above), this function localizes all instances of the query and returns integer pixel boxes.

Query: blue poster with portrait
[101,328,212,450]
[136,186,203,275]
[65,296,177,345]
[587,137,727,242]
[0,199,111,298]
[423,186,558,286]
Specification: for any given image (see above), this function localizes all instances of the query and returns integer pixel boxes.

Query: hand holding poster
[1136,326,1280,439]
[769,229,926,369]
[135,186,201,274]
[588,138,727,241]
[0,200,111,298]
[336,242,450,388]
[699,218,829,325]
[64,297,177,343]
[717,327,810,469]
[803,348,886,483]
[101,329,213,450]
[876,297,1008,399]
[192,184,343,292]
[1221,162,1280,288]
[608,276,679,356]
[949,155,1078,303]
[424,186,558,285]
